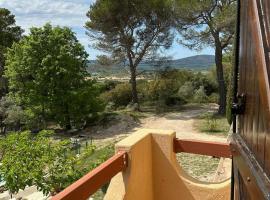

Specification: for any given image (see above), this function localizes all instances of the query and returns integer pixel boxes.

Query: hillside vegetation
[87,55,215,75]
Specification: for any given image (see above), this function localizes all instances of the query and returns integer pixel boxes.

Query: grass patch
[92,189,106,200]
[78,144,115,170]
[77,144,115,200]
[195,113,230,135]
[177,153,220,182]
[116,109,148,121]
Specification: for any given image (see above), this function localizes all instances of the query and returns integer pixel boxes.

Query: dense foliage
[147,70,218,104]
[0,8,23,97]
[0,130,116,196]
[0,97,26,134]
[0,131,88,195]
[100,69,219,109]
[5,24,104,129]
[100,83,132,107]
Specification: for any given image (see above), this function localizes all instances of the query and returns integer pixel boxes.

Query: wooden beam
[51,151,128,200]
[174,138,232,158]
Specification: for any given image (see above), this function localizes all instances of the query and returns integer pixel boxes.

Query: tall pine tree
[86,0,174,107]
[175,0,236,114]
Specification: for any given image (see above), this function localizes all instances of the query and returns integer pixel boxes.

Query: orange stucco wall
[104,129,231,200]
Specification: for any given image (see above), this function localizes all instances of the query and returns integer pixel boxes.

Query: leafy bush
[99,69,220,110]
[193,86,208,103]
[137,80,149,101]
[96,80,119,93]
[23,108,46,130]
[78,143,114,170]
[225,58,233,124]
[147,77,178,100]
[78,144,115,199]
[52,82,105,129]
[195,114,230,135]
[165,95,186,106]
[208,93,219,103]
[100,83,132,107]
[0,130,90,195]
[0,97,26,134]
[146,70,217,105]
[191,72,218,95]
[158,69,193,86]
[206,116,218,132]
[178,81,194,101]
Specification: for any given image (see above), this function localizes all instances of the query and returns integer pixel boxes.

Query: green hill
[87,55,215,74]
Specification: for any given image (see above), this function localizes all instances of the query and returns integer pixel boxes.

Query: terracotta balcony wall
[104,129,231,200]
[52,129,232,200]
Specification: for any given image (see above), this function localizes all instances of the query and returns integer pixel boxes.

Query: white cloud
[0,0,94,30]
[0,0,102,57]
[1,0,213,59]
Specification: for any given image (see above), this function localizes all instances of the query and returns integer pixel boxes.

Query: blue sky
[0,0,214,60]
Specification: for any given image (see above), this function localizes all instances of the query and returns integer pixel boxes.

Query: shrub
[100,83,132,107]
[178,81,194,101]
[23,108,46,130]
[146,69,217,106]
[208,93,219,103]
[137,80,149,101]
[147,78,177,100]
[158,69,193,86]
[97,80,119,93]
[0,97,26,134]
[206,116,218,132]
[0,130,89,195]
[191,72,218,95]
[165,95,186,106]
[49,82,105,129]
[193,86,208,103]
[78,144,115,198]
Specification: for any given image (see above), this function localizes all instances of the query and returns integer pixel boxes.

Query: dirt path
[135,105,231,182]
[139,106,228,142]
[87,105,231,182]
[85,104,228,148]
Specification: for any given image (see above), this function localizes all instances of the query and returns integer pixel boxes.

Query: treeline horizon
[0,0,236,132]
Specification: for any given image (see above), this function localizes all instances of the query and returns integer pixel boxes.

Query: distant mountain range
[87,55,215,74]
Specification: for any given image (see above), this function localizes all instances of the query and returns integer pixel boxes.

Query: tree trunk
[0,117,3,134]
[2,125,6,135]
[129,64,139,104]
[65,105,72,130]
[41,104,46,128]
[65,119,72,130]
[0,62,7,98]
[215,39,227,115]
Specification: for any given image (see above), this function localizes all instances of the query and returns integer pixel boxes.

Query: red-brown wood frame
[51,151,128,200]
[52,138,231,200]
[174,138,232,158]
